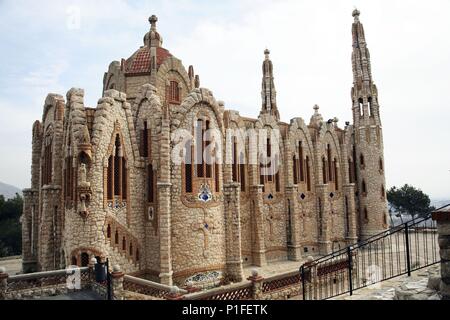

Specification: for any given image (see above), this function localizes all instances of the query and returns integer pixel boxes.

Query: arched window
[129,242,133,256]
[107,224,111,238]
[364,207,368,221]
[383,212,387,225]
[106,134,127,202]
[71,256,77,266]
[381,185,385,199]
[136,249,140,262]
[115,230,119,245]
[184,118,220,195]
[379,158,384,171]
[122,236,126,251]
[360,153,365,168]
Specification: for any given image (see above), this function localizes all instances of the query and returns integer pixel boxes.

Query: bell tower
[350,9,388,239]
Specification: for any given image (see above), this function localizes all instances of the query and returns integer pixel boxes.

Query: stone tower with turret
[351,9,389,239]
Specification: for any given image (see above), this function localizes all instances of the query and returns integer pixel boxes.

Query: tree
[0,193,23,257]
[387,184,435,221]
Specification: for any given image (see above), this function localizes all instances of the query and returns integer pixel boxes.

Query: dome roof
[124,46,172,75]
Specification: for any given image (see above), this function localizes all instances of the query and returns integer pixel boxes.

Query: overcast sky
[0,0,449,200]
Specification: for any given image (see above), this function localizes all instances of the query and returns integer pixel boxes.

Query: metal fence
[301,212,440,300]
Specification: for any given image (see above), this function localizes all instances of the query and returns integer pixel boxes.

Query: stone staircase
[104,216,141,269]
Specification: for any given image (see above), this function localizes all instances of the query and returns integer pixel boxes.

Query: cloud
[0,0,449,199]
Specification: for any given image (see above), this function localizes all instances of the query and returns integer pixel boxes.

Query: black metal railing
[301,210,442,300]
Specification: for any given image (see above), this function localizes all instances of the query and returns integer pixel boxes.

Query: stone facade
[21,10,388,286]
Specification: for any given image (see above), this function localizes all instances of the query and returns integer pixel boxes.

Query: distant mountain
[432,199,450,209]
[0,181,22,199]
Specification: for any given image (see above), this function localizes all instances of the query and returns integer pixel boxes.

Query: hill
[0,181,22,199]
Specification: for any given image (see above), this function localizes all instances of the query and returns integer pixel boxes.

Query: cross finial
[264,48,270,59]
[149,15,158,30]
[352,7,360,21]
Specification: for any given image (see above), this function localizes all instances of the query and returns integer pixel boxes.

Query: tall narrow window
[239,163,245,192]
[232,137,238,182]
[275,172,280,192]
[196,119,205,178]
[107,156,113,200]
[348,158,354,183]
[169,81,180,104]
[306,156,311,191]
[293,155,298,185]
[106,133,127,202]
[141,121,149,157]
[327,144,332,182]
[42,136,53,186]
[334,158,339,190]
[205,121,212,178]
[381,185,385,199]
[345,196,350,237]
[215,163,220,192]
[299,141,305,182]
[267,138,272,182]
[148,164,154,203]
[322,157,327,184]
[379,158,383,171]
[358,98,364,117]
[185,139,193,193]
[362,179,367,194]
[122,159,127,200]
[360,153,365,168]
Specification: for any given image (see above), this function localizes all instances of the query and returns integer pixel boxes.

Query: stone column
[39,185,62,271]
[247,269,264,300]
[250,185,266,267]
[158,117,173,286]
[22,189,39,273]
[224,183,244,282]
[343,184,358,244]
[316,184,332,254]
[432,205,450,300]
[111,265,125,300]
[0,267,8,300]
[286,185,302,261]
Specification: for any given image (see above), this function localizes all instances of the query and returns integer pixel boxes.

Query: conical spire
[351,9,373,95]
[351,9,381,126]
[260,49,280,120]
